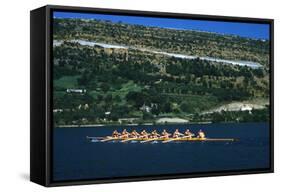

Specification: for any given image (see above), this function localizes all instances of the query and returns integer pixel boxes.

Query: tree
[100,83,110,92]
[180,102,189,113]
[162,101,172,113]
[126,91,151,108]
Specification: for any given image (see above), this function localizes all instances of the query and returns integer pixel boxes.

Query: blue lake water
[53,122,270,181]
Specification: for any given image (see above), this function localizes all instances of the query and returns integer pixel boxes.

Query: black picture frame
[30,4,274,187]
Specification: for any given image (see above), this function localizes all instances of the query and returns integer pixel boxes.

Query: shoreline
[57,121,254,128]
[55,121,269,128]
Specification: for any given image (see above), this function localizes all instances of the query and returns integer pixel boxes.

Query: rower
[130,130,140,138]
[140,130,149,139]
[161,129,171,139]
[173,129,184,138]
[112,130,120,138]
[197,129,206,139]
[184,129,194,138]
[150,130,160,138]
[121,129,130,139]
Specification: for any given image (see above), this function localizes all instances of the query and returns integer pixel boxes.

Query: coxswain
[161,129,171,139]
[130,130,140,138]
[112,130,120,138]
[197,129,206,139]
[173,129,184,138]
[184,129,194,138]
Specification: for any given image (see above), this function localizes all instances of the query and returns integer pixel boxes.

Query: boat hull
[86,136,235,142]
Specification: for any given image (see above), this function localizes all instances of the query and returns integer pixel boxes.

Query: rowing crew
[111,129,206,139]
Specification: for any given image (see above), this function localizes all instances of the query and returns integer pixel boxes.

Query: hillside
[52,18,270,126]
[53,18,270,67]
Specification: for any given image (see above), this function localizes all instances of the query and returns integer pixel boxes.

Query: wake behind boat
[86,129,236,143]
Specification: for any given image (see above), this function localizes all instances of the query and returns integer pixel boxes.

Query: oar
[121,137,138,143]
[162,135,189,143]
[86,136,95,140]
[101,136,117,142]
[204,138,235,142]
[140,137,159,143]
[86,136,103,140]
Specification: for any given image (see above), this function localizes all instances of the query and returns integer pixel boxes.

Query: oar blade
[162,135,189,143]
[101,137,116,142]
[140,138,156,143]
[121,137,137,143]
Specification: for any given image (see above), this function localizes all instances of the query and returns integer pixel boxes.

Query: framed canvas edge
[46,6,52,186]
[42,4,274,187]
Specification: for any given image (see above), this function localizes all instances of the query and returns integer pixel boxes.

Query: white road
[53,39,262,68]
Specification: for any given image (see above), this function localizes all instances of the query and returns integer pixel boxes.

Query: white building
[241,105,253,111]
[53,109,63,113]
[66,88,86,93]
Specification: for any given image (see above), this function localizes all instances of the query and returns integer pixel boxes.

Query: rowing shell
[162,135,190,143]
[86,136,236,143]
